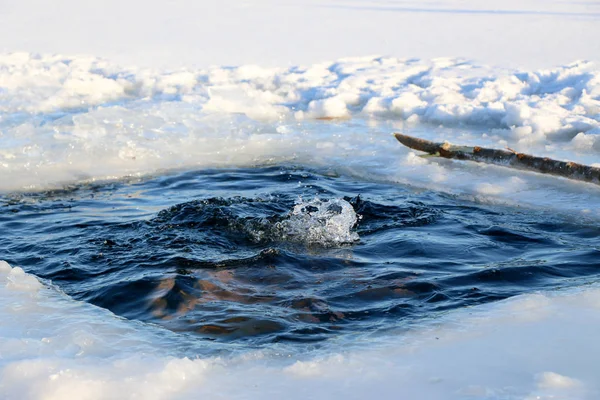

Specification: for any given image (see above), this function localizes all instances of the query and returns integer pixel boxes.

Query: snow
[1,260,599,399]
[0,0,598,70]
[1,1,600,399]
[1,54,597,136]
[0,54,598,215]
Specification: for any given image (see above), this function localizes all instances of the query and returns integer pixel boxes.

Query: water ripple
[1,166,599,347]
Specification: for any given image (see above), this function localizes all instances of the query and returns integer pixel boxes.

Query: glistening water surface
[2,166,599,352]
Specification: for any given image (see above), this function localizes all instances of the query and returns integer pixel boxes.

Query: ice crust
[1,54,599,216]
[1,259,599,400]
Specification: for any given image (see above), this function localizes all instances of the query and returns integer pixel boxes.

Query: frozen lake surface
[1,1,600,399]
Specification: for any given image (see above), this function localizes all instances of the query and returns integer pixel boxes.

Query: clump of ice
[536,371,582,389]
[273,198,359,246]
[3,265,42,292]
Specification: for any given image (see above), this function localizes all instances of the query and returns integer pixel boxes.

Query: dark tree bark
[394,133,600,185]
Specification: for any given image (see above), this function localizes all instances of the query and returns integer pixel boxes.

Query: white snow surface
[1,1,600,399]
[2,259,600,400]
[0,0,598,70]
[1,53,599,215]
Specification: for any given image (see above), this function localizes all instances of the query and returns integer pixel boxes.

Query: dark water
[1,166,599,348]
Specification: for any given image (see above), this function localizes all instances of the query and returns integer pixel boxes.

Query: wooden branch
[394,133,600,185]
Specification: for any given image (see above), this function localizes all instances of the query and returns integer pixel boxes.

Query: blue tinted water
[1,165,599,354]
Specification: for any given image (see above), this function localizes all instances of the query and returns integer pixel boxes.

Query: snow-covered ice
[2,260,600,399]
[1,1,600,399]
[0,0,598,70]
[0,53,599,215]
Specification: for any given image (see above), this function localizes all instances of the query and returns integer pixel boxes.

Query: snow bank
[1,54,598,134]
[1,54,599,215]
[1,259,599,400]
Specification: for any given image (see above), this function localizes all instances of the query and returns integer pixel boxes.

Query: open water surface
[2,165,599,353]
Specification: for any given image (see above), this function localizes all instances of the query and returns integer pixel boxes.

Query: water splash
[272,198,360,246]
